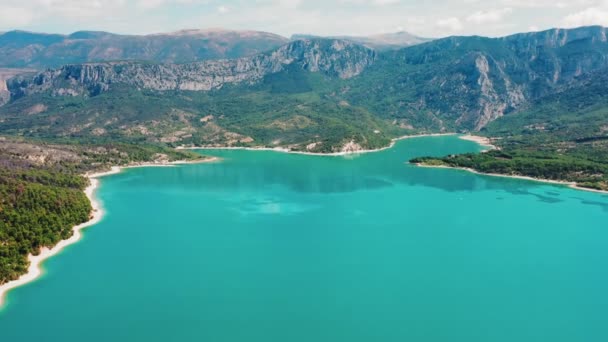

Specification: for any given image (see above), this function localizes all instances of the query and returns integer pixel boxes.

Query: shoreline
[416,163,608,194]
[0,157,218,308]
[458,134,499,151]
[0,174,107,308]
[3,135,604,307]
[177,133,457,156]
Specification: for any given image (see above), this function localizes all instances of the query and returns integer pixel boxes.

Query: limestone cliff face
[0,79,7,102]
[383,26,608,130]
[0,69,32,106]
[8,39,376,99]
[470,27,608,129]
[5,27,608,133]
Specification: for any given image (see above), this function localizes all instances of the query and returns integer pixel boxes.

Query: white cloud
[339,0,399,6]
[372,0,400,4]
[0,0,605,39]
[501,0,583,8]
[33,0,127,18]
[137,0,164,9]
[466,8,512,24]
[405,16,425,26]
[0,7,34,28]
[436,17,464,32]
[136,0,210,9]
[563,7,608,27]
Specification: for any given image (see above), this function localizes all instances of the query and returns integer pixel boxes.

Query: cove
[1,135,608,342]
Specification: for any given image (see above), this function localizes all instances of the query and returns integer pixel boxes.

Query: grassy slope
[0,68,399,152]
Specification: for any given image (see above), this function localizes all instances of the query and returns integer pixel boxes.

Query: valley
[1,24,608,315]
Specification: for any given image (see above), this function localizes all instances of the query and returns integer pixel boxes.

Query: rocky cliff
[3,26,608,139]
[7,39,376,99]
[0,69,33,106]
[349,26,608,130]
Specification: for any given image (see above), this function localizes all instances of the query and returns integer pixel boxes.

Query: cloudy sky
[1,0,607,38]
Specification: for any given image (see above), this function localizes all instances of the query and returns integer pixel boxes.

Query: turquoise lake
[1,135,608,341]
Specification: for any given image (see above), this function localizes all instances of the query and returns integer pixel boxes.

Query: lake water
[1,136,608,341]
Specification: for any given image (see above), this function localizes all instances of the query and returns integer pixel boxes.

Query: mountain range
[1,26,607,148]
[0,28,430,69]
[1,25,608,190]
[0,29,289,68]
[290,31,431,50]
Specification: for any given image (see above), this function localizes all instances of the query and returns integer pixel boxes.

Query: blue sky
[1,0,607,37]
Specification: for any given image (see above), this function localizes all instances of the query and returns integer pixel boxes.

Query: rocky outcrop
[0,80,7,106]
[8,39,376,99]
[5,26,608,133]
[369,25,608,130]
[0,68,33,106]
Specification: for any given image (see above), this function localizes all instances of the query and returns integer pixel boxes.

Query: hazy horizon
[1,24,606,41]
[1,0,608,39]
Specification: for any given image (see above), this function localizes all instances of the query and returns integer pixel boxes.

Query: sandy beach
[0,172,109,307]
[0,158,218,307]
[458,134,498,151]
[177,133,457,156]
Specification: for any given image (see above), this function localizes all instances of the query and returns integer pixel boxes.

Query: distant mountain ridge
[0,29,289,68]
[291,31,431,50]
[0,28,431,69]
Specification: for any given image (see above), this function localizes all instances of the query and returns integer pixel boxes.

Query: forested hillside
[3,26,608,152]
[1,39,391,153]
[411,70,608,191]
[344,26,608,131]
[0,140,204,285]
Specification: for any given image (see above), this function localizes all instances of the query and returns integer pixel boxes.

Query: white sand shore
[459,134,498,151]
[0,173,108,307]
[0,157,218,307]
[177,133,457,156]
[417,164,608,194]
